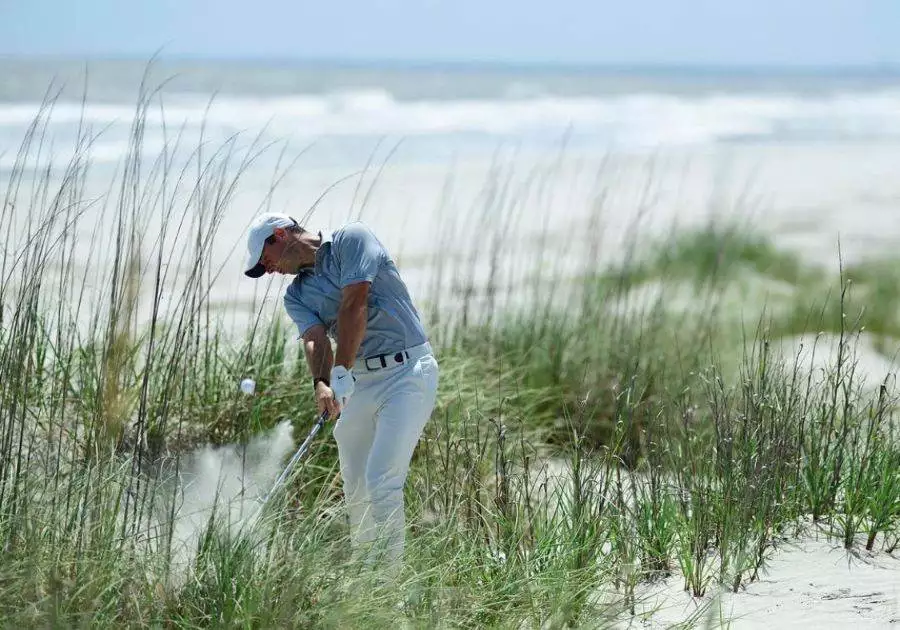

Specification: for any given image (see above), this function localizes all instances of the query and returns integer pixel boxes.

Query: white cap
[244,212,299,278]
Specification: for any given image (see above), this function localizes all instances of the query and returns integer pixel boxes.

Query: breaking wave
[3,88,900,166]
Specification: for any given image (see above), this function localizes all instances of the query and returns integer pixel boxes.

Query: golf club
[251,409,330,522]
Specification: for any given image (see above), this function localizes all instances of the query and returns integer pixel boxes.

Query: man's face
[259,228,296,275]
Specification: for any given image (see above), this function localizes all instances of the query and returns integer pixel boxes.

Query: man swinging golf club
[243,213,439,570]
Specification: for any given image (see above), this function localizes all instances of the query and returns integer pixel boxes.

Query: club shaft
[257,411,329,511]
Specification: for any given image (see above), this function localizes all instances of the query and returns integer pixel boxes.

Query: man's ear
[273,227,286,239]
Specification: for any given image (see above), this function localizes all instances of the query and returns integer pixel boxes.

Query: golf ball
[240,378,256,395]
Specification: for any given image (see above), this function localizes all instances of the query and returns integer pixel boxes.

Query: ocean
[2,58,900,329]
[4,59,900,162]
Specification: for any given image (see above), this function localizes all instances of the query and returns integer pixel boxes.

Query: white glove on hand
[330,365,355,408]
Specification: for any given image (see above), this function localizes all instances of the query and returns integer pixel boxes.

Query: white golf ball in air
[240,378,256,395]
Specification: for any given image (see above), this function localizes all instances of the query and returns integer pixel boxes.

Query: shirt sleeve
[284,286,324,338]
[333,222,385,288]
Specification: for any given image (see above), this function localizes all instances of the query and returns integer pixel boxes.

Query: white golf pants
[332,342,439,565]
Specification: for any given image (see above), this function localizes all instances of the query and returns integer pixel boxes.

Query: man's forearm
[335,299,367,369]
[305,336,334,381]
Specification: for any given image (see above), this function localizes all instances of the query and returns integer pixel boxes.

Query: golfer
[243,212,439,568]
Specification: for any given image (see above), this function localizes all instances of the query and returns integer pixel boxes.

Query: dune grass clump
[606,220,814,289]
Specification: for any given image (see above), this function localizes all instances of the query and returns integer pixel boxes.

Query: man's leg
[331,385,378,550]
[365,354,440,564]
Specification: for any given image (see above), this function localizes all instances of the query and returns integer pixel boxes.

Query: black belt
[363,350,411,371]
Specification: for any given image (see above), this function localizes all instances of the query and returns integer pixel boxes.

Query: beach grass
[0,85,898,628]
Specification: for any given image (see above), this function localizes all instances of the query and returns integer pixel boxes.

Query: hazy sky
[2,0,899,66]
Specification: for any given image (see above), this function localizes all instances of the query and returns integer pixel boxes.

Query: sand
[624,534,900,629]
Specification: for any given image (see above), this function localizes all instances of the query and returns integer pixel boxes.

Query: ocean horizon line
[2,53,900,77]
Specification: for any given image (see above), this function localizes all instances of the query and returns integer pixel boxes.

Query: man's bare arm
[334,281,370,369]
[303,324,341,417]
[302,324,333,381]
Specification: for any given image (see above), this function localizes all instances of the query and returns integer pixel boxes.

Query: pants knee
[366,469,404,505]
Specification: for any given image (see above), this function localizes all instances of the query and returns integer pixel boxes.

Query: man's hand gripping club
[314,366,354,418]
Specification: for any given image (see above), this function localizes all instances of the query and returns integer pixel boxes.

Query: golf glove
[330,365,355,407]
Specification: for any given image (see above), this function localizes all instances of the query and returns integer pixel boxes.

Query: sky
[1,0,899,67]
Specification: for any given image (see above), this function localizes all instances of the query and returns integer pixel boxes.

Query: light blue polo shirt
[283,221,428,359]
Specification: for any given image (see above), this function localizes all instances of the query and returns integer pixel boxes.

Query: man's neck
[296,232,322,269]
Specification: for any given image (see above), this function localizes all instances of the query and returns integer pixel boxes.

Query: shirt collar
[313,229,334,274]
